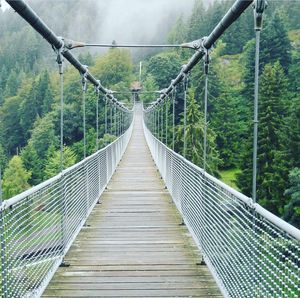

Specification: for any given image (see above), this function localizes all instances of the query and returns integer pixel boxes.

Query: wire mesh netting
[143,113,300,298]
[0,117,133,298]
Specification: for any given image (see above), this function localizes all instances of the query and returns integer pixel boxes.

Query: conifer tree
[283,168,300,228]
[242,11,291,111]
[21,142,43,185]
[3,156,31,200]
[237,62,289,215]
[44,146,76,179]
[175,88,220,176]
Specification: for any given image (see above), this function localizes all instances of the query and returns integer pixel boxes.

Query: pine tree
[242,11,291,111]
[30,114,58,161]
[187,0,207,41]
[287,96,300,168]
[2,155,31,200]
[210,88,242,169]
[19,80,40,139]
[175,88,220,176]
[44,146,76,179]
[0,144,7,171]
[283,168,300,228]
[21,142,43,185]
[37,70,53,115]
[0,95,25,154]
[237,62,289,215]
[4,69,19,98]
[167,16,188,44]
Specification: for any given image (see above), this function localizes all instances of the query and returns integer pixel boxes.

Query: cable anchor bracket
[55,37,66,75]
[253,0,268,31]
[81,66,89,92]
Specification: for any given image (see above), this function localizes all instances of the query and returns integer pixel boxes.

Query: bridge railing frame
[0,116,134,298]
[143,114,300,298]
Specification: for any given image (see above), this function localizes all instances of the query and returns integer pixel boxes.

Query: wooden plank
[43,105,221,297]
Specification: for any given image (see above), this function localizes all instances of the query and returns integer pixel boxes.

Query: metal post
[0,167,8,298]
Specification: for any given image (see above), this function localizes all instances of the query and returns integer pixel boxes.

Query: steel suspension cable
[82,72,88,159]
[96,87,100,151]
[114,106,117,136]
[252,31,261,203]
[144,0,253,112]
[252,0,267,203]
[57,47,65,172]
[165,98,168,146]
[183,76,189,158]
[105,96,108,135]
[0,167,7,298]
[172,87,176,151]
[110,104,113,135]
[203,52,209,173]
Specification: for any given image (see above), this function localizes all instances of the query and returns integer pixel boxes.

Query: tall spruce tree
[242,11,291,111]
[2,155,31,200]
[175,88,220,177]
[237,62,289,215]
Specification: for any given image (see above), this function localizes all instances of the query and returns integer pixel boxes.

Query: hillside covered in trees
[0,0,300,228]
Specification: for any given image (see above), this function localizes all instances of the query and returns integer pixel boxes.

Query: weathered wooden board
[43,108,221,297]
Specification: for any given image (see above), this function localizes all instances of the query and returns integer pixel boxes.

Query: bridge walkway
[43,105,221,297]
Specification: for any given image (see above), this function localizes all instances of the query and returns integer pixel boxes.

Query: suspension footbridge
[43,104,221,297]
[0,0,299,297]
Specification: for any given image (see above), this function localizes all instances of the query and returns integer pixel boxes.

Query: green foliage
[140,75,159,106]
[93,49,133,87]
[2,156,31,200]
[0,144,8,171]
[283,168,300,228]
[0,95,25,154]
[98,134,117,149]
[219,168,241,191]
[167,16,188,44]
[146,51,182,89]
[287,96,300,167]
[242,12,292,107]
[21,142,43,185]
[44,146,76,179]
[210,89,243,169]
[30,114,57,160]
[187,0,207,41]
[175,88,220,177]
[237,62,289,215]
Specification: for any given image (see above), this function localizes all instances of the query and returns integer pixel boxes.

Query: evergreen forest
[0,0,299,228]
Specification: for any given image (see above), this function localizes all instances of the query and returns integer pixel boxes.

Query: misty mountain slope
[0,0,195,68]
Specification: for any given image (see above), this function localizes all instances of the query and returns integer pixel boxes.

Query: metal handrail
[143,112,300,298]
[0,115,134,297]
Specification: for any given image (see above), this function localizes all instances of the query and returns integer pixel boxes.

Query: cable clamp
[81,66,88,92]
[95,80,101,95]
[55,37,67,74]
[181,39,202,51]
[253,0,268,31]
[181,68,190,91]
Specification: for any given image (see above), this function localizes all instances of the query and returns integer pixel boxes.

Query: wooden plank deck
[43,105,221,297]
